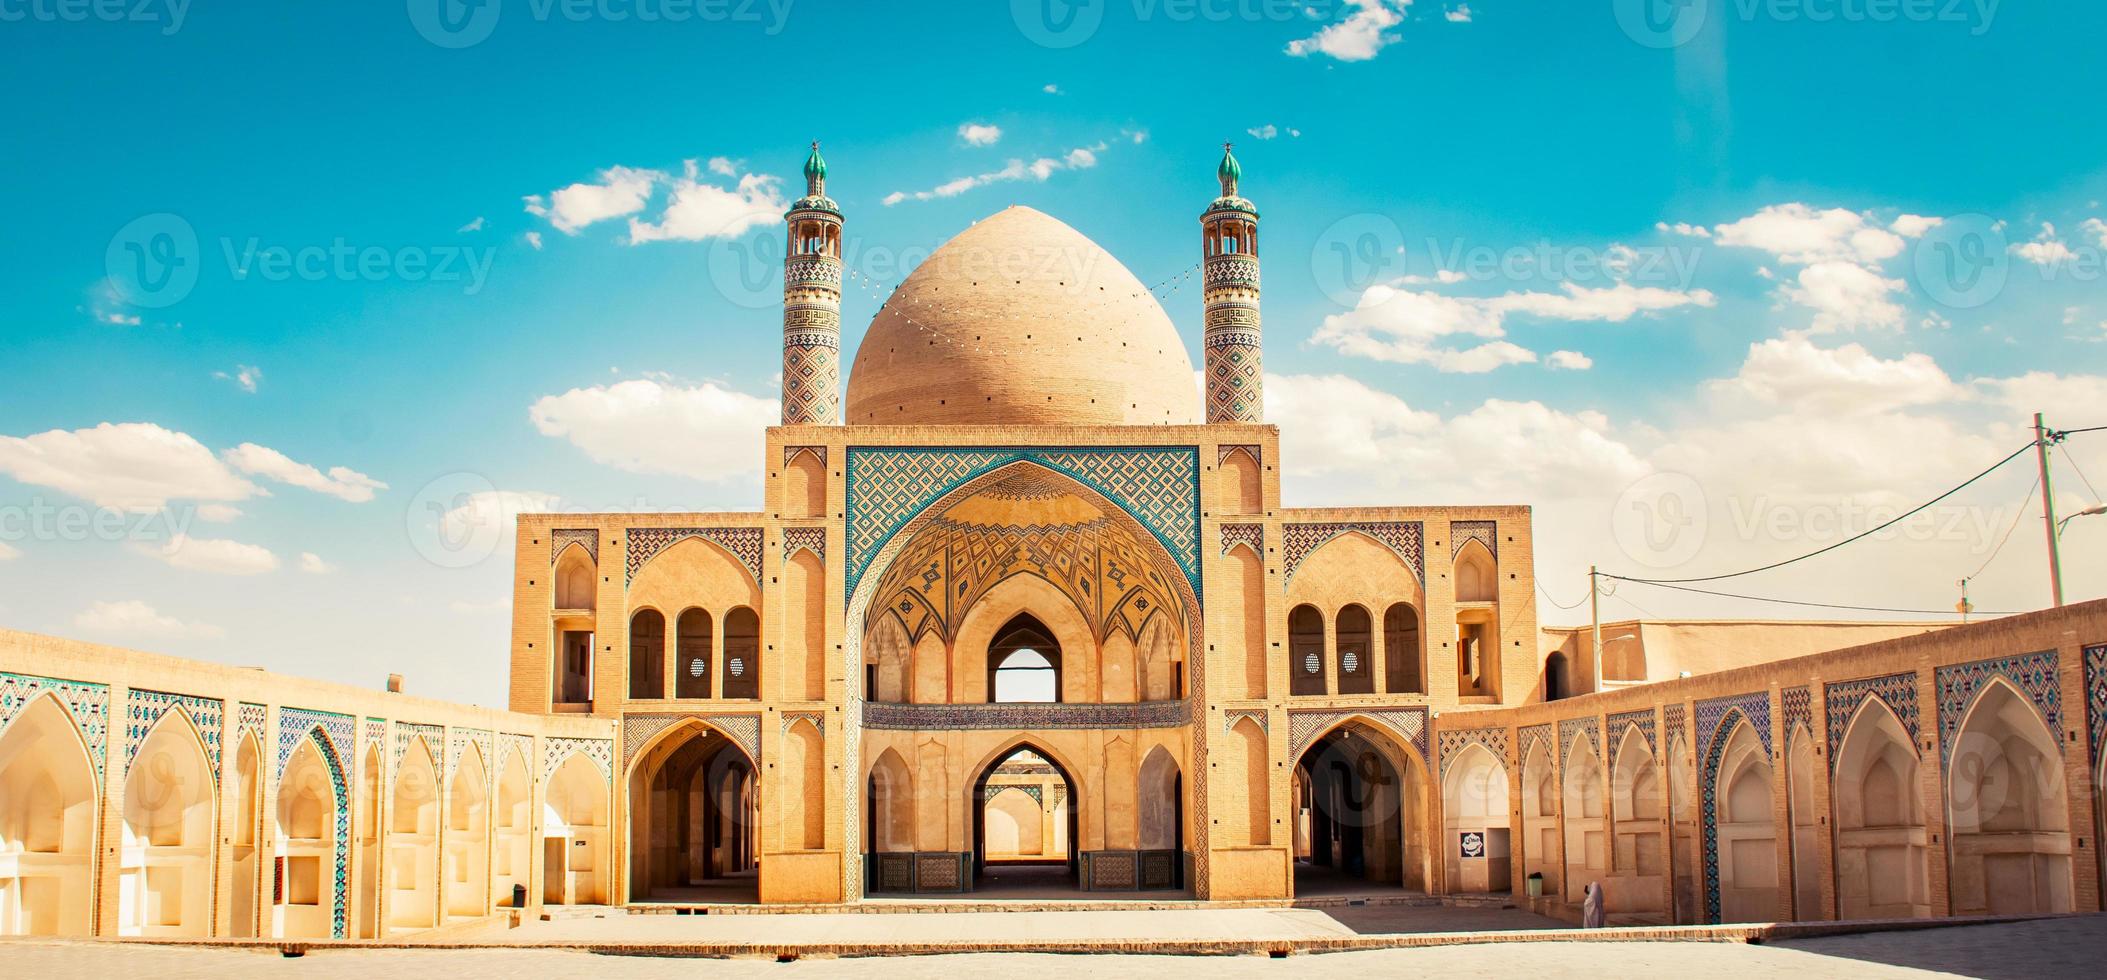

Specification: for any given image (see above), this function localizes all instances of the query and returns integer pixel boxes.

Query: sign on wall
[1459,831,1485,859]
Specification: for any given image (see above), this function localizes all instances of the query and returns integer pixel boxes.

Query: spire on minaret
[781,142,844,426]
[1201,143,1262,424]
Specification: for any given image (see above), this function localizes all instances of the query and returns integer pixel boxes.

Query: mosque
[1,145,2102,940]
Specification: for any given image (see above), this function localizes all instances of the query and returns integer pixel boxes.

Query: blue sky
[3,0,2104,705]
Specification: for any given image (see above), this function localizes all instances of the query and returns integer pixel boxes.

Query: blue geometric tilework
[1663,702,1687,748]
[394,721,444,774]
[1437,726,1511,777]
[0,671,111,779]
[1607,709,1657,757]
[123,689,223,782]
[276,707,352,939]
[238,702,267,742]
[1781,686,1814,740]
[1824,672,1922,774]
[363,717,386,749]
[1558,715,1601,760]
[1935,650,2062,768]
[844,446,1202,600]
[1517,723,1554,765]
[448,728,494,779]
[1696,691,1771,924]
[2087,645,2106,767]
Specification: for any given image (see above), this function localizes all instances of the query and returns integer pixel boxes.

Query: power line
[1607,441,2037,585]
[1966,470,2038,581]
[1611,578,2025,617]
[2058,443,2101,501]
[1537,581,1588,610]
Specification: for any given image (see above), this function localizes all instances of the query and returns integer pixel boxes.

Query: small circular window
[1303,652,1320,674]
[1342,651,1360,674]
[688,658,706,678]
[728,657,746,677]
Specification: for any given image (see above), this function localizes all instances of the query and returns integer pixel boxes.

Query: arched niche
[1833,698,1927,919]
[546,753,609,906]
[1519,737,1559,897]
[1609,726,1665,914]
[1560,735,1607,902]
[444,743,490,919]
[387,738,441,932]
[1786,729,1821,918]
[1442,744,1511,893]
[274,736,339,939]
[493,746,532,907]
[119,710,216,936]
[554,544,596,611]
[1287,604,1325,696]
[229,733,265,938]
[1219,447,1261,515]
[783,449,826,519]
[865,748,914,855]
[0,695,99,937]
[629,608,666,700]
[1713,721,1777,923]
[783,548,827,701]
[1945,681,2070,915]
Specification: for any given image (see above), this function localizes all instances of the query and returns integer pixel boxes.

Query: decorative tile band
[0,672,111,779]
[1437,726,1511,777]
[784,526,827,561]
[2088,645,2107,767]
[1222,708,1269,734]
[1451,520,1497,559]
[1607,709,1657,758]
[1217,445,1260,466]
[1219,523,1263,557]
[784,445,828,468]
[1518,723,1554,764]
[1935,649,2061,767]
[625,527,765,586]
[1824,671,1921,773]
[122,688,223,781]
[1781,686,1814,741]
[543,736,613,780]
[393,721,444,774]
[1695,691,1770,925]
[551,528,598,565]
[1285,706,1430,765]
[621,712,762,770]
[276,707,352,939]
[1281,521,1423,583]
[1558,715,1601,760]
[863,700,1190,732]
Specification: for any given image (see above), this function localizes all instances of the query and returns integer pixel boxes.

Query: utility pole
[2034,412,2064,607]
[1589,565,1602,696]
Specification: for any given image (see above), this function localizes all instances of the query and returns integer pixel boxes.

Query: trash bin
[512,883,527,909]
[1526,872,1543,898]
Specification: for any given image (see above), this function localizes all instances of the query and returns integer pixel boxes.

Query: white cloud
[2010,223,2078,266]
[529,377,775,480]
[1781,260,1907,332]
[1656,221,1711,238]
[524,165,657,234]
[884,139,1112,206]
[706,156,739,177]
[135,534,279,576]
[626,161,786,244]
[1714,335,1961,415]
[1891,214,1943,238]
[1247,124,1279,140]
[298,552,335,574]
[1710,203,1906,265]
[1287,0,1410,62]
[457,216,485,233]
[0,422,260,512]
[1547,350,1593,370]
[1042,83,1061,95]
[196,503,242,523]
[524,231,543,250]
[213,364,262,393]
[1446,3,1472,21]
[1312,280,1714,372]
[73,599,224,640]
[959,123,1003,147]
[0,541,17,560]
[2082,217,2107,248]
[222,443,387,503]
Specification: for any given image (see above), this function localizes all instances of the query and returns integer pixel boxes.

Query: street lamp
[2058,503,2106,536]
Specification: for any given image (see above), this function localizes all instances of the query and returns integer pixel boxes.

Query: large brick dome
[844,206,1201,426]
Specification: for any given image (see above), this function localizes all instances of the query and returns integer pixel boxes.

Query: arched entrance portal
[1293,722,1426,897]
[627,723,758,904]
[971,745,1078,895]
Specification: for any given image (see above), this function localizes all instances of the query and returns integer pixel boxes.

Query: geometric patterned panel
[1695,691,1770,925]
[501,733,535,778]
[1781,686,1814,740]
[394,722,444,774]
[1437,725,1510,777]
[620,712,761,771]
[1558,715,1601,760]
[2089,645,2107,767]
[1935,649,2062,768]
[626,527,764,586]
[844,446,1202,600]
[1451,520,1497,559]
[1285,706,1429,765]
[0,672,110,779]
[544,736,613,780]
[123,688,223,782]
[551,528,598,565]
[276,707,352,939]
[1281,521,1424,583]
[1663,702,1687,749]
[239,702,268,742]
[784,526,827,561]
[448,728,494,779]
[1606,709,1657,758]
[1517,723,1554,764]
[1825,671,1922,773]
[1219,522,1263,557]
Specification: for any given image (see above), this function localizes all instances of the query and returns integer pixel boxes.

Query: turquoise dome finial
[1217,141,1241,194]
[804,140,827,185]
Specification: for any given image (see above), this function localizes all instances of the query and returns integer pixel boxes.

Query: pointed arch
[1945,678,2071,914]
[444,741,490,919]
[1608,722,1664,912]
[387,735,440,931]
[1219,446,1261,515]
[1454,538,1497,603]
[1667,732,1699,923]
[784,548,827,700]
[493,743,531,908]
[354,742,381,938]
[1786,727,1821,918]
[1292,715,1431,891]
[274,733,342,939]
[784,447,827,519]
[0,693,99,936]
[553,543,596,611]
[1833,696,1926,918]
[1224,541,1267,699]
[1442,742,1511,893]
[1709,718,1777,923]
[783,717,826,850]
[545,751,610,905]
[866,748,914,853]
[1137,745,1183,855]
[1561,731,1607,902]
[867,610,912,704]
[119,707,216,936]
[229,730,265,938]
[1519,735,1559,897]
[629,607,667,700]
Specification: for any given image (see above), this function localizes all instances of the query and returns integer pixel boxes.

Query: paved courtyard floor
[4,912,2099,978]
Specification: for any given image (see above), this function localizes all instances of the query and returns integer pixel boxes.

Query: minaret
[781,141,843,425]
[1202,143,1262,424]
